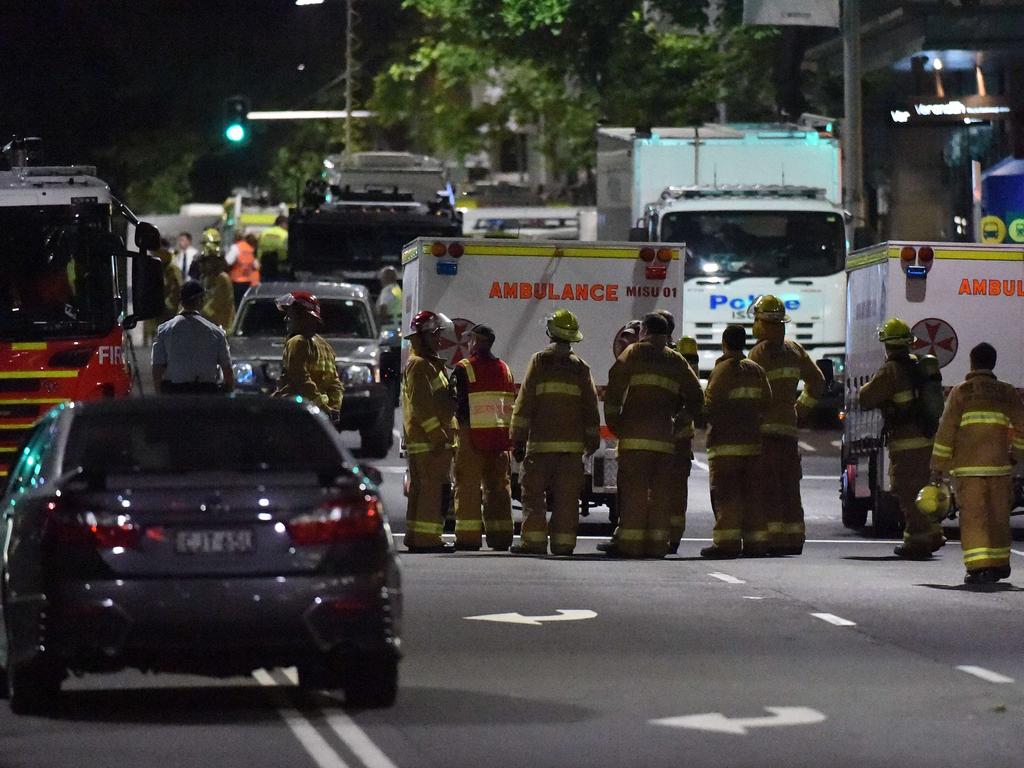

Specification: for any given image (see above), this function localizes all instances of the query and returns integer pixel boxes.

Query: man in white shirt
[151,280,234,394]
[175,232,200,280]
[376,266,403,331]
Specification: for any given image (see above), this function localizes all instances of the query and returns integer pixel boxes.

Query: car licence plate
[175,529,255,554]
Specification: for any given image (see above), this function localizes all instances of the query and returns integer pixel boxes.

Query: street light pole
[344,0,354,167]
[842,0,864,242]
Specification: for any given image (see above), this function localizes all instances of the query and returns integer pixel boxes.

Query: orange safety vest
[229,241,260,286]
[457,354,515,451]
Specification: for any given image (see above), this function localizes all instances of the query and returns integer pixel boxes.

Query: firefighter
[402,310,457,553]
[198,228,235,330]
[451,324,516,551]
[510,309,601,556]
[272,290,344,418]
[670,335,701,553]
[602,313,703,558]
[702,324,772,559]
[929,342,1024,584]
[747,294,826,555]
[258,215,289,281]
[858,318,944,558]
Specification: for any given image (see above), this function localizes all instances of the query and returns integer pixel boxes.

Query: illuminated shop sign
[890,96,1012,124]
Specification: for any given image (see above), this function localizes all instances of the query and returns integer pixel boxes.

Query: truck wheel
[841,466,868,529]
[360,403,395,459]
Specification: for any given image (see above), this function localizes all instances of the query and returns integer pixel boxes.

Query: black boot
[964,568,998,585]
[700,545,739,560]
[893,544,931,561]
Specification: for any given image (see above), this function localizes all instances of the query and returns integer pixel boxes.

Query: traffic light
[223,95,251,144]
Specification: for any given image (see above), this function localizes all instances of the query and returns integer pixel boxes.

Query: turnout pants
[454,429,514,549]
[955,475,1013,573]
[518,452,585,555]
[405,449,452,548]
[613,450,674,558]
[761,435,805,551]
[709,455,768,555]
[668,440,692,549]
[889,446,943,553]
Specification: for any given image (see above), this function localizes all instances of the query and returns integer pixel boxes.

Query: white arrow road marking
[811,612,857,627]
[798,441,817,452]
[651,706,826,734]
[956,665,1015,684]
[464,609,597,625]
[708,572,745,584]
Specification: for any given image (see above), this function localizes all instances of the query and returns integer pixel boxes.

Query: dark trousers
[161,382,220,395]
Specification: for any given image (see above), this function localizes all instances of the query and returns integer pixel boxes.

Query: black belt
[160,382,221,395]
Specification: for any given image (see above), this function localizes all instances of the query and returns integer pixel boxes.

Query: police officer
[402,311,457,553]
[603,313,703,558]
[747,295,826,555]
[451,325,516,551]
[930,342,1024,584]
[510,309,601,556]
[272,291,344,419]
[151,280,234,394]
[702,324,771,558]
[858,318,944,558]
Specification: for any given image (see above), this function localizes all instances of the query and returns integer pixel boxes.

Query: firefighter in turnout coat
[930,342,1024,584]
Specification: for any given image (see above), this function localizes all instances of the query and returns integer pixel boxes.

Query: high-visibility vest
[458,354,515,451]
[229,241,260,285]
[379,284,402,330]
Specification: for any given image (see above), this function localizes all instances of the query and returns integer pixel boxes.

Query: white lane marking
[831,440,841,447]
[391,429,403,442]
[708,572,746,584]
[650,706,826,734]
[811,612,856,627]
[798,441,817,452]
[692,459,709,472]
[742,596,764,600]
[465,609,597,625]
[803,475,838,481]
[280,669,399,768]
[1011,549,1024,558]
[375,467,406,474]
[252,669,350,768]
[956,665,1015,684]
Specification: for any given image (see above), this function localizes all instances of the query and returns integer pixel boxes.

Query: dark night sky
[0,0,405,190]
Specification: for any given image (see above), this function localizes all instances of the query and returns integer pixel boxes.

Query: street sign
[1008,218,1024,244]
[911,318,958,368]
[650,706,827,735]
[464,609,597,626]
[980,215,1007,244]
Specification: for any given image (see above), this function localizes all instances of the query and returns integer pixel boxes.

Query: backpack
[906,354,944,437]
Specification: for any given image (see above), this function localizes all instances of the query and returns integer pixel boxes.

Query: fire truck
[401,237,685,522]
[842,241,1024,535]
[0,138,165,479]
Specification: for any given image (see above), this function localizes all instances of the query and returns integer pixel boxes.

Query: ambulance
[842,241,1024,534]
[400,237,686,521]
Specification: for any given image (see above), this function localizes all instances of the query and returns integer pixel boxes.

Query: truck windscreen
[660,210,846,279]
[0,205,118,341]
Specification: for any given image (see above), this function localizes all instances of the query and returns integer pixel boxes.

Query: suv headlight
[233,362,255,385]
[341,364,374,387]
[265,361,283,382]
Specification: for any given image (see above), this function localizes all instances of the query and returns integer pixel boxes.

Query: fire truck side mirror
[126,254,165,327]
[134,222,161,253]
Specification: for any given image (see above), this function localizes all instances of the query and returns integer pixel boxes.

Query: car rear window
[63,408,343,475]
[236,298,373,338]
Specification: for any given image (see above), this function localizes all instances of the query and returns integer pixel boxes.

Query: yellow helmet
[546,309,582,343]
[676,336,698,357]
[747,294,789,323]
[201,227,222,256]
[877,317,915,345]
[915,482,951,521]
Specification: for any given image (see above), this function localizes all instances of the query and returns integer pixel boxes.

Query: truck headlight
[233,362,255,385]
[341,364,374,387]
[265,361,282,382]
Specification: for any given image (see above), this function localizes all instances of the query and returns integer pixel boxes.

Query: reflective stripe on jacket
[455,354,515,451]
[273,333,344,412]
[402,345,455,454]
[748,338,826,439]
[930,370,1024,477]
[705,351,771,458]
[604,338,703,455]
[858,350,931,454]
[510,344,600,454]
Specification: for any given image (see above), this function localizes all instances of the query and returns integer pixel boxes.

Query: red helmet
[276,290,321,321]
[406,310,452,338]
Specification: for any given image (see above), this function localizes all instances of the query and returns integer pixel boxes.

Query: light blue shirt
[151,311,231,384]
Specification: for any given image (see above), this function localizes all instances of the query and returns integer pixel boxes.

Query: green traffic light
[226,123,246,143]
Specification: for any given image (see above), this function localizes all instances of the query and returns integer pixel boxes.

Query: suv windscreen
[0,204,118,340]
[64,409,342,475]
[235,298,374,338]
[660,210,846,279]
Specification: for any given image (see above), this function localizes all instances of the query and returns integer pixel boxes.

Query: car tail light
[287,494,381,545]
[656,248,673,263]
[46,502,141,551]
[639,247,656,262]
[447,242,465,258]
[430,241,447,257]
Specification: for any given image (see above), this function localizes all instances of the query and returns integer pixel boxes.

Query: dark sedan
[0,396,401,714]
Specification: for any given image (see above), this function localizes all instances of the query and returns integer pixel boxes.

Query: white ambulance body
[401,237,686,517]
[842,241,1024,533]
